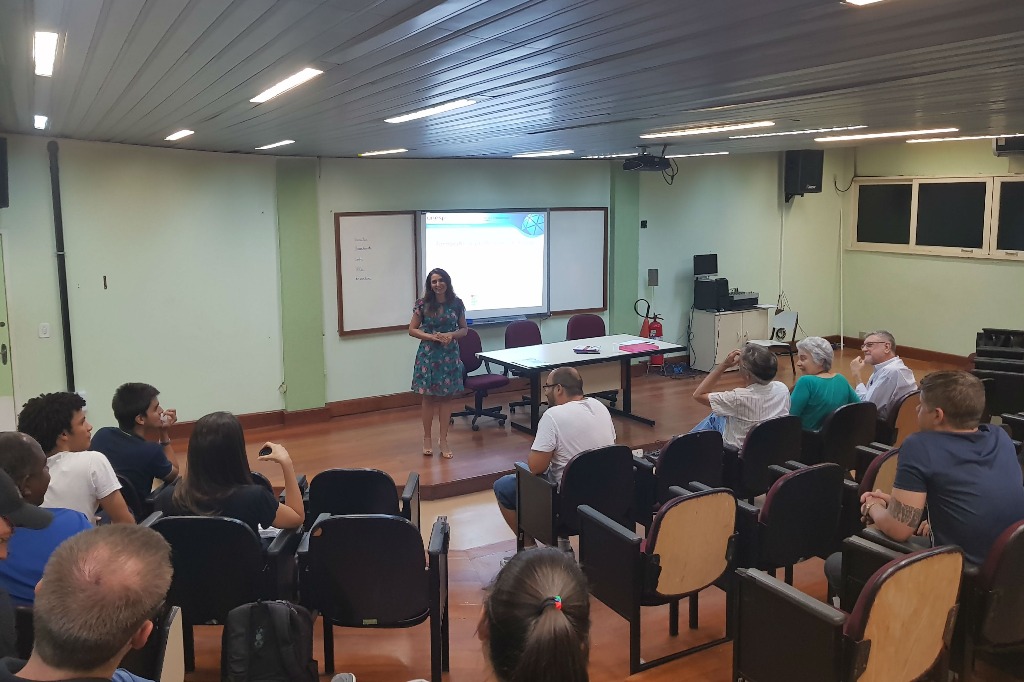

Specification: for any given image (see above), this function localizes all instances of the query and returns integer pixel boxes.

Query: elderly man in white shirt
[849,330,918,420]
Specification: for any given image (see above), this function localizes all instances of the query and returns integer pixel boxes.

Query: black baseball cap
[0,469,52,530]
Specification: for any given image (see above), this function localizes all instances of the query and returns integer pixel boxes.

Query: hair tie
[540,596,562,613]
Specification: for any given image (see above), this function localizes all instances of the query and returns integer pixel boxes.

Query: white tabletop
[478,334,686,371]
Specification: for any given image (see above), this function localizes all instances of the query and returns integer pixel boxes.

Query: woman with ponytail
[479,548,590,682]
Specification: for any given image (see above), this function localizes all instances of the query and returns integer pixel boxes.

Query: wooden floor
[177,349,1021,681]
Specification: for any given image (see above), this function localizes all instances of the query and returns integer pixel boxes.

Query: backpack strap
[270,601,312,682]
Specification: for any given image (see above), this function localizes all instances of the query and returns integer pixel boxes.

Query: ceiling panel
[1,0,1022,159]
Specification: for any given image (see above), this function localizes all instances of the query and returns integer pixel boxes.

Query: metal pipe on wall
[47,140,75,391]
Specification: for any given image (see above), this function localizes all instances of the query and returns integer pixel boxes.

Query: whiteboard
[549,208,607,313]
[335,212,417,335]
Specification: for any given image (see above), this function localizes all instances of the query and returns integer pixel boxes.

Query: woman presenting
[409,268,467,459]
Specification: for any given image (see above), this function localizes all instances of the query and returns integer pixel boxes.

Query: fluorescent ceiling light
[907,133,1024,143]
[255,140,295,150]
[730,125,866,139]
[512,150,575,158]
[815,127,958,142]
[358,148,408,156]
[164,129,194,141]
[581,153,636,159]
[665,151,730,158]
[34,31,59,76]
[845,0,886,5]
[33,115,48,130]
[250,68,323,103]
[641,121,774,139]
[385,99,477,123]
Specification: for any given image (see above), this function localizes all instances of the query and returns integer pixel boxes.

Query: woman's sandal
[440,445,454,459]
[422,439,433,457]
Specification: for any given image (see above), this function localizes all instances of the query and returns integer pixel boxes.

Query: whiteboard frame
[335,211,418,336]
[549,207,608,315]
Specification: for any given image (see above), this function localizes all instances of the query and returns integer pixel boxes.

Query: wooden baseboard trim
[283,407,331,426]
[838,336,970,369]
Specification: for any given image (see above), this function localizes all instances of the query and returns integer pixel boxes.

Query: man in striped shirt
[690,344,791,450]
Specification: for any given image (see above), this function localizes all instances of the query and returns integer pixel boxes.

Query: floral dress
[411,298,465,396]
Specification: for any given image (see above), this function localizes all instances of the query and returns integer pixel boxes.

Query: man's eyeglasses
[542,383,560,390]
[861,341,888,348]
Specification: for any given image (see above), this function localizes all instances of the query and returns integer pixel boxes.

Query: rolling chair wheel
[472,424,480,431]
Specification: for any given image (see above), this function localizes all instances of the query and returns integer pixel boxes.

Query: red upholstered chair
[633,430,724,530]
[514,444,633,552]
[735,462,844,585]
[579,486,736,673]
[723,415,803,503]
[565,313,606,340]
[504,320,543,413]
[734,544,963,682]
[802,402,878,476]
[450,328,509,430]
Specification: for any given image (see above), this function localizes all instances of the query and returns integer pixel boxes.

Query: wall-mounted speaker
[0,138,8,209]
[784,149,824,202]
[647,268,659,287]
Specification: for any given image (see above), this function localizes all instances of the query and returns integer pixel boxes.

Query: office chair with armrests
[504,320,543,413]
[748,310,798,375]
[450,328,509,430]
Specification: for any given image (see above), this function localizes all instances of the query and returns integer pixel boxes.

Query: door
[716,312,744,364]
[0,235,14,430]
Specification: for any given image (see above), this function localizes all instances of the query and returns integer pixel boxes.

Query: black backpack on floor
[221,600,318,682]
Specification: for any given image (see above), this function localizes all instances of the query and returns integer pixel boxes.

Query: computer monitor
[693,253,718,277]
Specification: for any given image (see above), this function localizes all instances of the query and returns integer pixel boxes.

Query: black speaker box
[0,138,8,209]
[784,149,824,200]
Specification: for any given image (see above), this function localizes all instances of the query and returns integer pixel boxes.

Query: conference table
[476,334,687,435]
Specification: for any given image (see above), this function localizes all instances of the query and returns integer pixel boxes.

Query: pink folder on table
[619,342,660,353]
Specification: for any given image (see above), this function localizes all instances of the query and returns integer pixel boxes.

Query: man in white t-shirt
[493,367,616,544]
[690,344,791,450]
[849,330,918,420]
[17,393,135,524]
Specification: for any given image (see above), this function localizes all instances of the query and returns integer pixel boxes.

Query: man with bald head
[493,366,617,544]
[0,523,171,681]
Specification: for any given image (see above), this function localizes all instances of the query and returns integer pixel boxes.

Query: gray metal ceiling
[1,0,1022,159]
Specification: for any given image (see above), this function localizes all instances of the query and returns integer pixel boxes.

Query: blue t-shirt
[894,425,1024,565]
[90,427,173,500]
[789,374,860,431]
[0,508,92,605]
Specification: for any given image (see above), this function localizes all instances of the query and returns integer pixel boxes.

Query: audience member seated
[825,370,1024,591]
[849,330,917,420]
[0,469,53,659]
[0,524,171,682]
[479,547,590,682]
[154,411,303,534]
[492,368,616,548]
[789,336,860,431]
[0,433,91,605]
[690,344,790,450]
[17,393,134,525]
[91,383,180,500]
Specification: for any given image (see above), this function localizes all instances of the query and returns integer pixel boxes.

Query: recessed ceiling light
[164,129,194,141]
[358,148,408,156]
[255,140,295,150]
[665,151,730,158]
[730,125,867,139]
[512,150,575,158]
[906,133,1024,143]
[581,153,637,159]
[815,127,958,142]
[385,99,477,123]
[34,32,59,76]
[33,115,48,130]
[250,68,323,104]
[641,121,774,139]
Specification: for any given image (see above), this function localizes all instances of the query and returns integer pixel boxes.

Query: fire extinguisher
[635,299,665,369]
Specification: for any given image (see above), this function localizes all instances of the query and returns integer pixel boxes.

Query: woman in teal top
[790,336,860,431]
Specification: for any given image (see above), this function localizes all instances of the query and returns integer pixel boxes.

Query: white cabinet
[689,308,771,372]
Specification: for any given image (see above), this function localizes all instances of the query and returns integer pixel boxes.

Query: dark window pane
[916,182,987,249]
[857,184,912,244]
[996,181,1024,251]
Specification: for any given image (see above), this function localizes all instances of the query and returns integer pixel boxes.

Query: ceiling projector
[622,151,672,172]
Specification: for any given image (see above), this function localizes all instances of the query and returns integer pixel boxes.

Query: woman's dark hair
[484,548,590,682]
[172,411,253,515]
[421,267,464,317]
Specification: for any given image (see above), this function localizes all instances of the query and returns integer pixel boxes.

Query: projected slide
[422,211,547,318]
